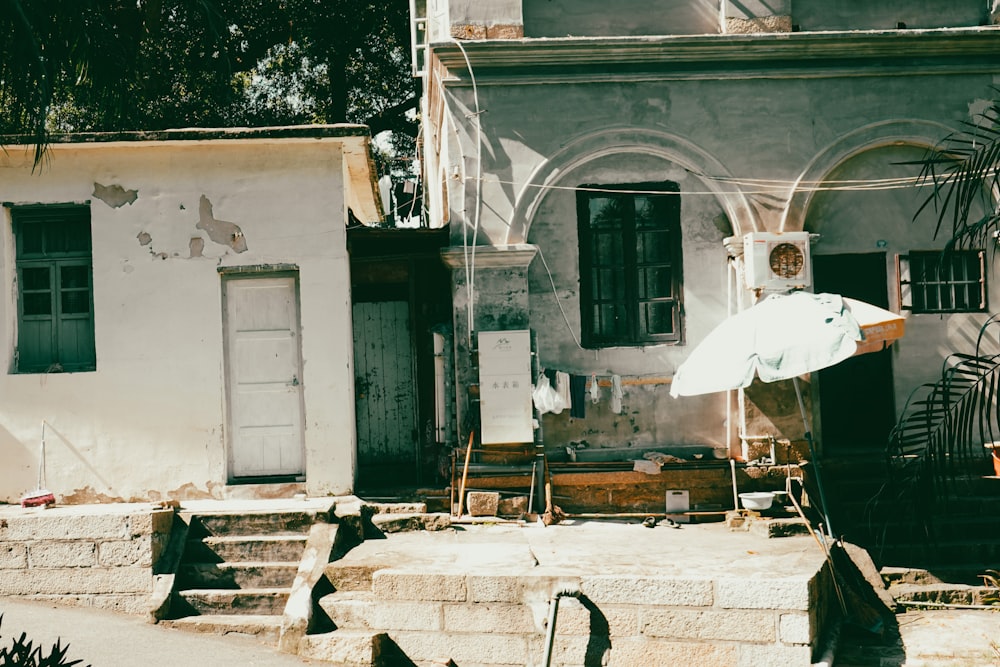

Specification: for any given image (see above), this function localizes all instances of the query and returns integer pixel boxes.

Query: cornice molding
[431,28,1000,75]
[441,244,538,269]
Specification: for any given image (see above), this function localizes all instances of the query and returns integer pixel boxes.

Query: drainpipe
[542,589,582,667]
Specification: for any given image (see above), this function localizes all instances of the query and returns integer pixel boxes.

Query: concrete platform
[318,518,834,666]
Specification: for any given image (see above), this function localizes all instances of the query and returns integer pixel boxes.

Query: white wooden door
[224,276,305,478]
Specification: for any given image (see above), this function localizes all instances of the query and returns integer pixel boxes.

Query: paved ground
[0,596,318,666]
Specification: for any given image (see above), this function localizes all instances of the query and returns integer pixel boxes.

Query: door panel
[224,276,305,478]
[353,300,418,477]
[813,253,896,451]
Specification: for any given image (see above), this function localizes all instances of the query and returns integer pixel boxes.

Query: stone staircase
[822,453,1000,577]
[832,567,1000,667]
[160,504,337,643]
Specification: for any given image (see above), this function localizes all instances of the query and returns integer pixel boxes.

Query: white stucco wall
[0,134,366,503]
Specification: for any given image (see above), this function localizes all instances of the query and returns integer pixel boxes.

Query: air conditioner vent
[743,231,811,291]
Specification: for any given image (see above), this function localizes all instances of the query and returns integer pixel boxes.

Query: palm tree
[0,1,152,163]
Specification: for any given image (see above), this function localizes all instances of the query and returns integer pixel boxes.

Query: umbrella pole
[792,376,835,538]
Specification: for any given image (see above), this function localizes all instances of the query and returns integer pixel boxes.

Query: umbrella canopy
[670,292,869,397]
[668,291,905,538]
[844,297,906,357]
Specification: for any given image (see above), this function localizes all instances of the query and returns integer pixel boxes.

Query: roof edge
[0,124,372,147]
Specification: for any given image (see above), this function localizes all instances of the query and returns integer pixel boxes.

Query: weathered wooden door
[813,253,896,452]
[352,300,418,481]
[224,275,305,478]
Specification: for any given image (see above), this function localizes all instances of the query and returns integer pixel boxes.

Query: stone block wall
[0,505,172,614]
[320,568,831,666]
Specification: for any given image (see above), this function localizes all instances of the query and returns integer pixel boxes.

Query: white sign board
[478,330,533,445]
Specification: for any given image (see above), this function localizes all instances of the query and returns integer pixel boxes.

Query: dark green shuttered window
[13,205,96,373]
[576,182,683,348]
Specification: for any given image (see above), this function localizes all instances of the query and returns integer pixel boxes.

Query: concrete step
[880,566,991,587]
[875,538,1000,571]
[177,561,299,589]
[175,588,290,616]
[325,561,384,593]
[160,613,283,645]
[369,512,451,534]
[847,514,1000,543]
[297,629,388,666]
[317,590,376,630]
[187,510,330,537]
[887,582,994,606]
[183,535,307,563]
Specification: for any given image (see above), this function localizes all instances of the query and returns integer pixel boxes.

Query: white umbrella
[670,292,863,398]
[670,291,905,535]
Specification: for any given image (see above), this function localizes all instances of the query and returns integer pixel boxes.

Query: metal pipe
[542,589,581,667]
[730,458,739,511]
[793,376,835,537]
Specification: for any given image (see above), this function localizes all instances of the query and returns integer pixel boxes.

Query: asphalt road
[0,597,318,666]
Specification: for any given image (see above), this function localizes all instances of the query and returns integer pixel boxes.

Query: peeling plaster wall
[436,47,1000,453]
[0,139,358,503]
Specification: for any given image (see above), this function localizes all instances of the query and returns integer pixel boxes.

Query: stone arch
[505,127,758,244]
[779,119,954,232]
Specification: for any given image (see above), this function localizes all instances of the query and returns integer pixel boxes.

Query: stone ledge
[372,571,468,602]
[370,512,451,534]
[0,567,152,596]
[582,575,715,606]
[716,576,813,611]
[641,607,777,642]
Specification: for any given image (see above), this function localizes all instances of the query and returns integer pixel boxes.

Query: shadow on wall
[0,423,36,501]
[34,422,118,504]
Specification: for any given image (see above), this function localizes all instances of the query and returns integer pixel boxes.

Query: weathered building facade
[0,126,381,504]
[417,1,1000,495]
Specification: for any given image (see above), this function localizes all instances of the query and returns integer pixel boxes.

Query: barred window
[897,250,986,314]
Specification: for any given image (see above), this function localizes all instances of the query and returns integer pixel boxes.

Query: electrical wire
[535,245,585,350]
[462,173,943,197]
[452,38,484,349]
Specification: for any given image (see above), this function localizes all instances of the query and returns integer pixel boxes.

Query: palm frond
[873,319,1000,560]
[912,88,1000,250]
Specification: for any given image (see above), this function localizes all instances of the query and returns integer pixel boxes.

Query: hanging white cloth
[555,371,572,414]
[610,374,624,414]
[590,373,600,404]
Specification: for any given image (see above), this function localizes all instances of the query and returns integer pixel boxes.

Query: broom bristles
[21,490,55,508]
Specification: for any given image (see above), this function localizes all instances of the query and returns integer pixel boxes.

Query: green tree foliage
[0,0,417,160]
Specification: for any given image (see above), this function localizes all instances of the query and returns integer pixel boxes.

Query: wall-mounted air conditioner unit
[743,231,812,291]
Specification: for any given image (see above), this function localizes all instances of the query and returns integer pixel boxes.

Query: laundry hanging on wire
[532,369,628,417]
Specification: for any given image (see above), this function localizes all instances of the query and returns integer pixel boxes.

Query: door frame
[220,266,306,483]
[812,252,896,454]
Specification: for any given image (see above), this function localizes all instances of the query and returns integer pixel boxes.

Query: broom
[21,421,55,508]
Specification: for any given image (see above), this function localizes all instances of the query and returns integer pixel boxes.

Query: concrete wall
[512,0,985,38]
[792,0,987,31]
[0,135,363,503]
[523,0,721,37]
[429,34,1000,454]
[0,505,172,614]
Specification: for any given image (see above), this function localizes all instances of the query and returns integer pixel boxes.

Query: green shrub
[0,616,90,667]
